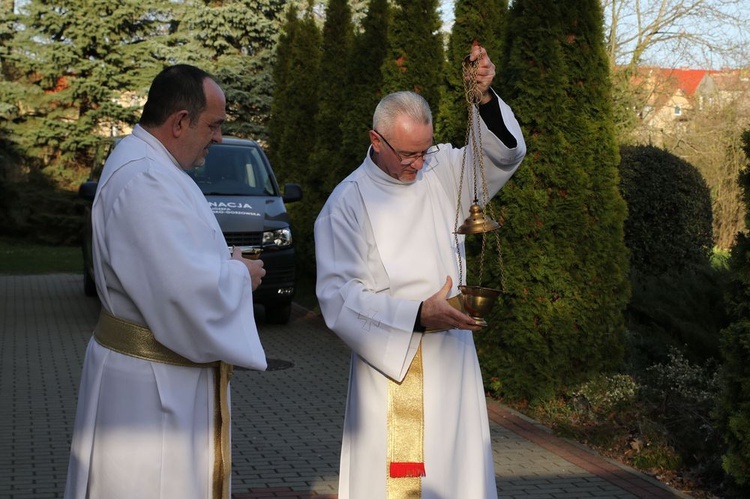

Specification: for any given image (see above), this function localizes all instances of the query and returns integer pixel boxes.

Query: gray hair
[372,91,432,134]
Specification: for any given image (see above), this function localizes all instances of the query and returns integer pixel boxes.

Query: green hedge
[0,176,83,246]
[618,145,725,365]
[618,145,714,276]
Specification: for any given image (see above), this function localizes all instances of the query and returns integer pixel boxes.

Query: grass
[0,238,83,274]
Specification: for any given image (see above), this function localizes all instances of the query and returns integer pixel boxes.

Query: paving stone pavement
[0,274,691,498]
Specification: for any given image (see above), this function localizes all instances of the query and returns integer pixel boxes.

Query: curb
[486,400,691,498]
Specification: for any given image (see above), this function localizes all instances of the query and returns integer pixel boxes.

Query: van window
[189,144,278,196]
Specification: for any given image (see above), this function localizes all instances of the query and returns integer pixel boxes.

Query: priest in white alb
[314,44,526,498]
[65,65,267,499]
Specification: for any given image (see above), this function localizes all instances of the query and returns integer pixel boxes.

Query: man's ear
[368,130,381,153]
[168,110,190,138]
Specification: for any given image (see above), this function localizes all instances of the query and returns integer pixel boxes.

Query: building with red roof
[628,66,749,143]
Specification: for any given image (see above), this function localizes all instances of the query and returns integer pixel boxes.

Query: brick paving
[0,274,690,498]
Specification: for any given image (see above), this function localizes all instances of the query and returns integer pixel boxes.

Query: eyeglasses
[373,130,439,166]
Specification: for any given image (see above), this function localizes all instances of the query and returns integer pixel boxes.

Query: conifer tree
[178,0,288,141]
[338,0,390,177]
[380,0,444,117]
[313,0,353,185]
[268,3,321,183]
[9,0,170,181]
[4,0,291,179]
[437,0,508,145]
[477,0,629,401]
[267,2,321,279]
[0,0,21,169]
[300,0,354,279]
[0,0,18,218]
[267,6,297,173]
[0,0,17,81]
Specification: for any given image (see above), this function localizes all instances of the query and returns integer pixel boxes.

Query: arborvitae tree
[267,5,297,172]
[178,0,288,142]
[717,130,750,493]
[1,0,295,241]
[313,0,353,182]
[437,0,508,145]
[380,0,444,117]
[338,0,390,177]
[268,3,321,183]
[477,0,629,402]
[267,2,321,279]
[301,0,354,280]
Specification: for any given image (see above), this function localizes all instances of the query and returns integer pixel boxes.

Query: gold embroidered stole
[387,341,425,498]
[93,310,233,499]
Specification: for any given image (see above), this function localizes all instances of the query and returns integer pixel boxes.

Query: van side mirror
[282,183,303,203]
[79,181,98,202]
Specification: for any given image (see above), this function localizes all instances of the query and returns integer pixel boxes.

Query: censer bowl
[458,285,501,326]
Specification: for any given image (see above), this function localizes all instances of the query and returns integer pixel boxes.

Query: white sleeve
[95,165,266,370]
[314,185,421,382]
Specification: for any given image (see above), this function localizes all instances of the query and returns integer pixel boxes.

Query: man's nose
[412,156,427,170]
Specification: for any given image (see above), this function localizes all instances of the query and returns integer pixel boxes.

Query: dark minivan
[79,137,302,324]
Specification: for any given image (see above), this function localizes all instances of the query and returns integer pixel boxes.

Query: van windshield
[188,144,278,196]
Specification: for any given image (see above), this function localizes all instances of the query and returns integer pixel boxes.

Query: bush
[618,145,714,276]
[625,264,728,366]
[0,174,83,246]
[526,354,724,493]
[619,145,726,367]
[573,373,638,414]
[528,371,685,476]
[641,348,723,476]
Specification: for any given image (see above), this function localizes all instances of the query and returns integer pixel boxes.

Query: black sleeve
[413,302,426,333]
[478,89,518,149]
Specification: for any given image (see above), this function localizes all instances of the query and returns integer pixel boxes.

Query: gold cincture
[94,310,233,499]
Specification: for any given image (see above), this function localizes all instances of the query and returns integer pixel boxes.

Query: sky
[439,0,455,30]
[436,0,748,69]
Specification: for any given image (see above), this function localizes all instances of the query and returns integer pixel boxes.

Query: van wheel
[265,303,291,324]
[84,268,96,297]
